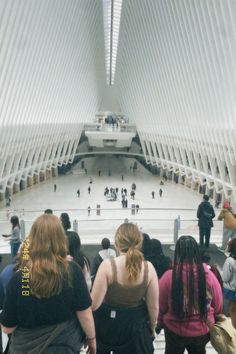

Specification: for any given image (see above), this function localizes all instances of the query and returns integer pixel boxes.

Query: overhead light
[103,0,123,86]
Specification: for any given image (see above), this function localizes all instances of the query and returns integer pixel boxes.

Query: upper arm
[0,273,19,328]
[145,263,159,312]
[197,205,201,218]
[222,259,232,283]
[91,261,109,311]
[212,207,215,219]
[70,263,92,311]
[209,274,223,314]
[158,271,171,315]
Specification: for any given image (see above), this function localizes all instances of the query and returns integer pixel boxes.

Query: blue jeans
[10,242,21,257]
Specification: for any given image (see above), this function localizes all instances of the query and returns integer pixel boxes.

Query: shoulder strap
[143,261,149,287]
[110,258,117,283]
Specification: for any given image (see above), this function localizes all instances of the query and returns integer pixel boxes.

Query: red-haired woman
[1,214,96,354]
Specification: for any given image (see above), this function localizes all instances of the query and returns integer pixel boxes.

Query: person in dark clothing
[91,238,116,282]
[141,233,153,260]
[197,195,215,248]
[159,189,163,197]
[147,239,172,279]
[77,189,80,197]
[44,209,53,214]
[130,190,135,200]
[88,206,91,216]
[54,184,57,192]
[0,215,96,354]
[152,191,155,199]
[88,186,91,194]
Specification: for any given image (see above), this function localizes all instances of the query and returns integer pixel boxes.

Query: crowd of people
[0,210,236,354]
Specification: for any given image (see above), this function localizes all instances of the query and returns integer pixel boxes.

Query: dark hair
[201,251,211,264]
[171,235,207,320]
[66,231,81,257]
[10,215,20,229]
[142,233,152,259]
[66,231,88,269]
[228,239,236,259]
[60,213,71,231]
[101,238,110,249]
[44,209,53,214]
[203,195,209,201]
[151,239,163,256]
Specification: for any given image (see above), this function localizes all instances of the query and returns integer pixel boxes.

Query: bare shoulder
[98,258,113,278]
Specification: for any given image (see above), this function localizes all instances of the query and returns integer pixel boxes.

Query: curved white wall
[115,0,236,200]
[0,0,106,196]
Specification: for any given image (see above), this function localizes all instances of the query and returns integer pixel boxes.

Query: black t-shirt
[0,261,91,329]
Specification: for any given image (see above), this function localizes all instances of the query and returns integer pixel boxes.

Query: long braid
[171,236,207,319]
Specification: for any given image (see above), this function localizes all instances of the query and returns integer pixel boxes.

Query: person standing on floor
[88,186,91,194]
[197,195,215,248]
[54,184,57,192]
[152,191,155,199]
[222,239,236,328]
[98,170,101,177]
[130,190,135,200]
[77,189,80,198]
[8,216,21,257]
[136,204,140,213]
[159,188,163,197]
[91,238,116,282]
[88,206,91,216]
[218,201,236,252]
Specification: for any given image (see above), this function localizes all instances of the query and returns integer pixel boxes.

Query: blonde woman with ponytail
[91,223,159,354]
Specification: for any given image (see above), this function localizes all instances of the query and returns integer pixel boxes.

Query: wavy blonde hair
[25,214,71,298]
[115,223,143,282]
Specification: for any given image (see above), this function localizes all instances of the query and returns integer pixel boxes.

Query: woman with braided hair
[91,222,159,354]
[158,235,223,354]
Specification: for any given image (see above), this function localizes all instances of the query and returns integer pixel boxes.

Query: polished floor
[0,156,223,253]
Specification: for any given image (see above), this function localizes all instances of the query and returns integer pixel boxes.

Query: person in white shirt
[222,238,236,328]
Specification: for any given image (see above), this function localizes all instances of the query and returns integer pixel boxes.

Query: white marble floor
[0,156,223,253]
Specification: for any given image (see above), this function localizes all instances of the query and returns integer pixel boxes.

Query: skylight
[103,0,123,86]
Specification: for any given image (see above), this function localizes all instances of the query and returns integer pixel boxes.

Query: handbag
[184,285,236,353]
[206,314,236,354]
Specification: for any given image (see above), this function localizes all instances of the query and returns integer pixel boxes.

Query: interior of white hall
[0,1,235,353]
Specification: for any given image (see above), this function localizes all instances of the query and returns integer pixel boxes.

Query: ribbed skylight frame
[103,0,122,85]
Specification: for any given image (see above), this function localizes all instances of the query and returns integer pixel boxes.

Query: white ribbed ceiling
[0,0,105,125]
[114,0,236,198]
[116,0,236,131]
